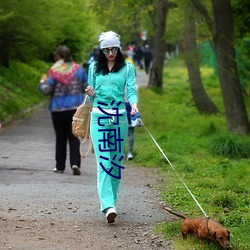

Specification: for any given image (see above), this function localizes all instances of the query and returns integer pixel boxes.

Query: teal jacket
[87,62,138,110]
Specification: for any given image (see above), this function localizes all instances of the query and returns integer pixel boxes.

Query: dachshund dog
[162,207,231,249]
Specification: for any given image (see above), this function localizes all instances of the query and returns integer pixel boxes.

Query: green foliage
[128,58,250,249]
[0,60,49,122]
[0,0,100,66]
[236,37,250,95]
[92,0,156,45]
[210,191,238,209]
[165,3,184,44]
[154,221,181,240]
[210,134,250,159]
[165,0,213,45]
[232,0,250,39]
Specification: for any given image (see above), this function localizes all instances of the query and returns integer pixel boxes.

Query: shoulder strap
[83,94,88,105]
[78,94,93,158]
[92,61,95,89]
[124,62,129,100]
[126,62,129,85]
[79,106,93,158]
[79,136,94,158]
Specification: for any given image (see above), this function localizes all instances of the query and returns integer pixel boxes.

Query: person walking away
[143,44,152,74]
[39,45,88,175]
[125,102,134,160]
[135,44,144,69]
[123,52,137,160]
[85,31,138,223]
[86,46,99,71]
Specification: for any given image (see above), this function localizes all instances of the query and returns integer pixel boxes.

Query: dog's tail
[162,206,187,220]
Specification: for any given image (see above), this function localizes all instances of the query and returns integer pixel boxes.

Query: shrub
[210,191,237,209]
[210,135,250,158]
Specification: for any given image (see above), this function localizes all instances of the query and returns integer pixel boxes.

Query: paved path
[0,106,164,224]
[135,68,149,88]
[0,71,173,249]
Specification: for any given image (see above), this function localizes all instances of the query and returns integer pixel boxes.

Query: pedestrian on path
[123,51,137,160]
[39,45,88,175]
[143,44,153,75]
[85,31,138,223]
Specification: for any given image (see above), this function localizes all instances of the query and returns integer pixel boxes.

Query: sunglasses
[102,47,119,55]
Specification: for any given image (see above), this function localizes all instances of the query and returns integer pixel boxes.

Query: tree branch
[190,0,216,37]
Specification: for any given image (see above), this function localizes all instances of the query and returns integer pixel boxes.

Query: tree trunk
[147,0,169,89]
[212,0,250,134]
[184,4,218,114]
[191,0,250,134]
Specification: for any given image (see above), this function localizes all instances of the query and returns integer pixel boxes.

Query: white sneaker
[106,207,117,223]
[127,152,133,160]
[53,168,64,173]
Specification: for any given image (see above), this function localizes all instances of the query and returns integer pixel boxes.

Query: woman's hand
[40,74,47,83]
[85,86,95,97]
[131,103,138,116]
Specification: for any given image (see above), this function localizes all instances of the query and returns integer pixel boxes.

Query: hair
[54,45,73,63]
[95,48,126,75]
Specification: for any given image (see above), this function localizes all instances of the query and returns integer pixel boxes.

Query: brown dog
[163,207,231,249]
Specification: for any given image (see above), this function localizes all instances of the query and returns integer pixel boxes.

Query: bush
[210,191,237,209]
[210,134,250,159]
[0,60,49,123]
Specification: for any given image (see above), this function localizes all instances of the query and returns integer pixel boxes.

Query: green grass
[128,58,250,250]
[0,60,50,123]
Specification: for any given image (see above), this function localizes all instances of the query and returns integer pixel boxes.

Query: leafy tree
[0,0,99,67]
[164,1,184,44]
[190,0,250,134]
[232,0,250,40]
[232,0,250,95]
[0,0,57,66]
[91,0,155,47]
[148,0,177,89]
[53,1,99,62]
[183,1,218,114]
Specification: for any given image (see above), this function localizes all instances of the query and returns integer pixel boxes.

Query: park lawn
[129,58,250,250]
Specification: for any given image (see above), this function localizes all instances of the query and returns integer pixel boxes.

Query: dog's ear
[227,230,230,240]
[213,231,217,240]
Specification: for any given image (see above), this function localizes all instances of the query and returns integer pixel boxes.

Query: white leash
[139,118,209,218]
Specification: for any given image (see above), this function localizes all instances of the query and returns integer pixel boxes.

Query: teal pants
[90,109,128,212]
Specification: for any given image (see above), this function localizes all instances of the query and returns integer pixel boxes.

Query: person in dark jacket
[143,44,152,74]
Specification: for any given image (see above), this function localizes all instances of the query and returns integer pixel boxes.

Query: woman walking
[85,31,138,223]
[39,45,88,175]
